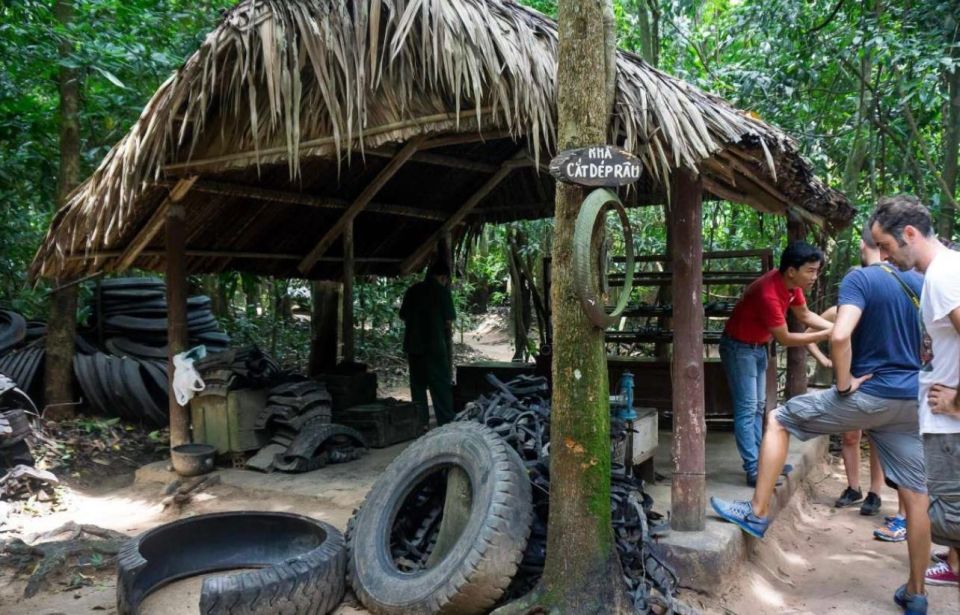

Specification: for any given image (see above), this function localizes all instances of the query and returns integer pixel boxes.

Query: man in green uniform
[400,260,456,428]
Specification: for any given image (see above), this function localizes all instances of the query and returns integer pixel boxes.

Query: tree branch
[806,0,845,35]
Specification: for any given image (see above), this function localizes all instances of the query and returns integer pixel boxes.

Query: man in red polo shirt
[721,241,834,485]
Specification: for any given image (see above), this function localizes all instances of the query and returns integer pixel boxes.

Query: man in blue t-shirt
[711,224,931,609]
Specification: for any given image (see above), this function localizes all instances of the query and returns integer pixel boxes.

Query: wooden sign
[549,145,643,187]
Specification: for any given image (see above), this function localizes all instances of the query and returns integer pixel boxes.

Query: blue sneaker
[874,515,907,542]
[710,497,770,538]
[893,584,927,614]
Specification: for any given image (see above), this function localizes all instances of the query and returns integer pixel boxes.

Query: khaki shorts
[776,389,926,494]
[924,433,960,548]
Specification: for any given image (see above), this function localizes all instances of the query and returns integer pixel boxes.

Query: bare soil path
[4,315,955,614]
[682,457,960,615]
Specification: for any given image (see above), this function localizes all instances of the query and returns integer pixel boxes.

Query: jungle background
[1,0,958,374]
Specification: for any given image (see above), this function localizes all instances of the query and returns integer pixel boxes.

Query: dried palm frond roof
[32,0,853,281]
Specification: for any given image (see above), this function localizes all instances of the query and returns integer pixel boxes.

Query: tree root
[491,585,554,615]
[0,522,128,598]
[493,581,636,615]
[161,472,220,512]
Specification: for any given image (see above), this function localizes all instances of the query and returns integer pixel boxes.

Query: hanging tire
[117,511,345,615]
[347,422,533,615]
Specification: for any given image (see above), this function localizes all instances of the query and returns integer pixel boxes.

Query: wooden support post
[785,214,808,399]
[308,281,340,376]
[669,169,706,532]
[341,221,355,364]
[166,204,190,447]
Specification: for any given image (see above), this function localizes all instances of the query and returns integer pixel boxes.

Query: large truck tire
[347,422,533,614]
[117,512,345,614]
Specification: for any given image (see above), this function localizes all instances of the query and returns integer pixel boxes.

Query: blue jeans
[719,336,768,476]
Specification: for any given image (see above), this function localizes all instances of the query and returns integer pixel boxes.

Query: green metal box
[190,388,268,454]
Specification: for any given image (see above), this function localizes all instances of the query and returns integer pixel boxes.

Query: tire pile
[457,375,687,613]
[93,277,229,358]
[73,354,169,425]
[0,278,231,424]
[0,309,97,404]
[67,277,231,426]
[0,375,36,472]
[0,378,58,502]
[194,347,282,395]
[244,379,367,473]
[345,375,692,615]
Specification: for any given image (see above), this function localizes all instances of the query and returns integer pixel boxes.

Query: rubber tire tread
[116,515,345,615]
[346,421,533,615]
[197,531,346,615]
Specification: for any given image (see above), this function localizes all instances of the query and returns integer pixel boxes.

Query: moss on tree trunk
[495,0,631,612]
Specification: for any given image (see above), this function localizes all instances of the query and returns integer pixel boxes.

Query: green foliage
[0,0,957,369]
[0,0,232,313]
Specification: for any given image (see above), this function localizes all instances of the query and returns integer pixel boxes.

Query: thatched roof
[32,0,853,281]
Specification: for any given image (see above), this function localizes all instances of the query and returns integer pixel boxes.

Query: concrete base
[650,430,827,593]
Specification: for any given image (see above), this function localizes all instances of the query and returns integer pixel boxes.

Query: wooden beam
[67,249,400,263]
[162,110,495,174]
[165,204,190,447]
[418,130,515,150]
[159,179,448,222]
[299,135,427,274]
[400,151,523,274]
[702,174,779,215]
[670,169,706,532]
[365,149,500,173]
[115,176,196,272]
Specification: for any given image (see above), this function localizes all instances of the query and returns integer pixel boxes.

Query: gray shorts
[924,433,960,548]
[776,389,926,494]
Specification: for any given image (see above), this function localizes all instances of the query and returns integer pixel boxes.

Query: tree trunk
[940,60,959,239]
[204,275,227,319]
[342,221,355,364]
[44,0,80,420]
[308,281,339,376]
[508,228,531,361]
[497,0,631,612]
[632,0,660,67]
[243,276,259,318]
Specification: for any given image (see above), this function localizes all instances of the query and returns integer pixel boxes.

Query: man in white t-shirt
[871,195,960,611]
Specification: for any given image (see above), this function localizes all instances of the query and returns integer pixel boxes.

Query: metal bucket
[170,443,216,477]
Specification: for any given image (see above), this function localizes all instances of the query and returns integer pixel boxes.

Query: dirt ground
[681,457,960,615]
[2,316,957,614]
[5,453,956,615]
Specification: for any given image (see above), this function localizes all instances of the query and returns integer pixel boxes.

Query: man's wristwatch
[836,384,853,396]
